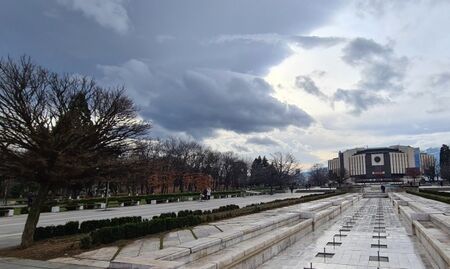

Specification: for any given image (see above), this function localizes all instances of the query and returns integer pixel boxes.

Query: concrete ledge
[109,193,358,269]
[430,214,450,235]
[182,219,314,269]
[110,256,183,269]
[414,220,450,269]
[399,205,429,229]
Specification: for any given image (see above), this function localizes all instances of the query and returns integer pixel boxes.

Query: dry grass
[0,234,86,260]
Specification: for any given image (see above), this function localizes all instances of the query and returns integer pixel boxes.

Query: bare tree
[309,164,328,186]
[0,57,150,247]
[270,152,296,194]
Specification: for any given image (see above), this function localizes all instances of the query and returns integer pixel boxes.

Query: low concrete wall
[393,192,450,269]
[414,220,450,269]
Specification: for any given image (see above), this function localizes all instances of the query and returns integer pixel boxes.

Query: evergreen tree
[440,144,450,180]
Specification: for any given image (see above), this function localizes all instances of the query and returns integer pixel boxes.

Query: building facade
[327,145,435,182]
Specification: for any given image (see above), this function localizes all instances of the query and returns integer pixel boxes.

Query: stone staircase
[363,192,388,198]
[109,194,361,269]
[390,192,450,269]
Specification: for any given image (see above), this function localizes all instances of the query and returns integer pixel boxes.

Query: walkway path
[259,197,434,268]
[0,192,312,249]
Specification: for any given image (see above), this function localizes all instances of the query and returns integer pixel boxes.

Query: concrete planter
[1,209,15,217]
[99,203,106,209]
[51,206,60,213]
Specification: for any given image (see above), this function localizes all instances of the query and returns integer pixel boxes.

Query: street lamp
[105,180,109,211]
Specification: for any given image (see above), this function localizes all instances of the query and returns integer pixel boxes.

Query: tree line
[441,144,450,181]
[0,57,307,247]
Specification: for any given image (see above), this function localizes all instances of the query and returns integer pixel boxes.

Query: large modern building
[328,145,435,182]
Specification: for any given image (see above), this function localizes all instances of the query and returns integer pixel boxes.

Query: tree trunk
[20,182,49,248]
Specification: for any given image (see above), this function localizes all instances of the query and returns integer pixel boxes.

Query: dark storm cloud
[99,60,314,138]
[212,34,344,50]
[332,88,389,115]
[341,38,408,93]
[332,38,407,115]
[0,0,343,75]
[290,36,345,49]
[0,0,343,138]
[246,137,280,146]
[295,75,328,100]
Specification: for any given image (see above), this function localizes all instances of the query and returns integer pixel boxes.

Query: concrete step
[109,194,361,269]
[363,192,388,198]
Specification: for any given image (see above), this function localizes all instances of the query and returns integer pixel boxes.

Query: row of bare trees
[0,57,301,248]
[119,138,249,194]
[249,153,300,193]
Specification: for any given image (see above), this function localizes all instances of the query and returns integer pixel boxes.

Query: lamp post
[105,180,109,211]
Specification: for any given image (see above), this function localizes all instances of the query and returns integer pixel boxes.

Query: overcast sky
[1,0,449,167]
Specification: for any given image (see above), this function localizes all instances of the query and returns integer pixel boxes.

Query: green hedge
[177,209,203,217]
[89,215,202,245]
[30,191,245,215]
[81,191,341,248]
[35,191,341,247]
[34,221,79,241]
[419,189,450,198]
[212,204,239,213]
[407,189,450,204]
[34,216,143,240]
[80,216,142,233]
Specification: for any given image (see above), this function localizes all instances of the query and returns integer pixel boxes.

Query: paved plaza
[259,197,434,269]
[0,192,313,249]
[48,193,359,268]
[3,191,450,268]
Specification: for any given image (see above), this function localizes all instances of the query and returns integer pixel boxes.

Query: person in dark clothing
[381,185,386,193]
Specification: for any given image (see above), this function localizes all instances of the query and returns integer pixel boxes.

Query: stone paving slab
[162,229,196,248]
[75,246,119,261]
[48,257,110,268]
[114,238,160,259]
[192,225,221,238]
[41,193,359,269]
[0,257,103,269]
[259,198,434,269]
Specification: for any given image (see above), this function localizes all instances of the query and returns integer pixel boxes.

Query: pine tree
[440,145,450,180]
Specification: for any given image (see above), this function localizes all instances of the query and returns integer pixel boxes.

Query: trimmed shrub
[89,215,202,245]
[80,235,92,249]
[156,212,176,219]
[419,189,450,198]
[211,204,239,213]
[35,191,341,247]
[34,221,79,241]
[407,189,450,204]
[64,204,78,211]
[20,207,29,214]
[80,216,141,233]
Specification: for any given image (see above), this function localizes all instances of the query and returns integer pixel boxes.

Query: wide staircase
[109,194,361,269]
[362,185,388,198]
[390,192,450,269]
